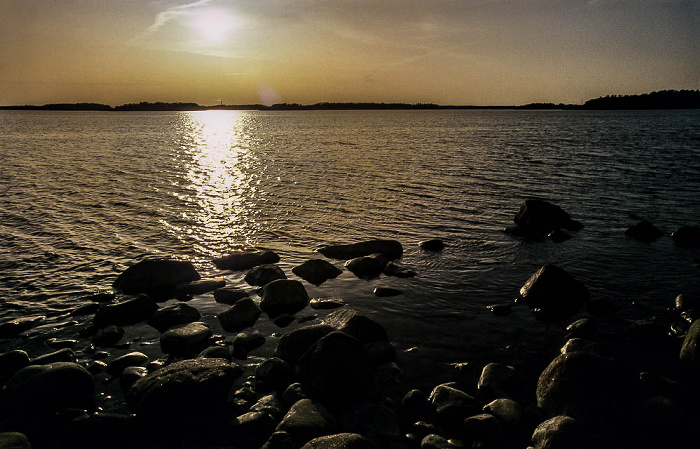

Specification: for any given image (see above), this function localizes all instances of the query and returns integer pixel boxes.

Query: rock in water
[93,295,158,327]
[126,358,242,426]
[244,264,287,286]
[383,261,417,278]
[318,240,403,260]
[373,287,402,297]
[625,220,663,242]
[419,239,445,251]
[217,298,262,332]
[671,225,700,247]
[212,250,280,271]
[112,258,200,297]
[323,308,388,344]
[344,254,389,280]
[292,259,343,285]
[213,287,249,305]
[519,264,588,321]
[174,279,226,296]
[148,303,201,333]
[274,324,334,364]
[511,199,583,238]
[260,279,310,318]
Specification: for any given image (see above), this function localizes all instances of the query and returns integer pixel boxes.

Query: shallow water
[1,109,699,399]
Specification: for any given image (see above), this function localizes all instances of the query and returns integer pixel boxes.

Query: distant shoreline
[1,89,698,111]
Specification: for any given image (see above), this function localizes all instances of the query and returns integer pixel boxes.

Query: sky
[0,0,697,106]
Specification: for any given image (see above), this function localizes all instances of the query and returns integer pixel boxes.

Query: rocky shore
[1,200,700,449]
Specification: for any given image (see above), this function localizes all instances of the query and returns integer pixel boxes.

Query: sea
[1,109,699,408]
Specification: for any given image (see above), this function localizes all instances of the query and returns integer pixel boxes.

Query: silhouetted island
[1,90,698,111]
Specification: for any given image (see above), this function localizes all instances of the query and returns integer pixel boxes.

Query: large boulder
[625,220,663,242]
[148,303,201,332]
[318,240,403,260]
[536,352,635,426]
[160,322,213,356]
[344,254,389,280]
[213,287,249,305]
[671,225,700,247]
[531,415,584,449]
[297,331,377,408]
[0,316,45,338]
[212,250,280,271]
[0,350,30,385]
[293,259,343,286]
[126,358,242,426]
[217,298,262,332]
[112,258,200,297]
[511,199,583,238]
[260,279,310,318]
[276,399,337,447]
[519,264,588,321]
[324,308,388,344]
[244,264,287,286]
[274,324,334,364]
[93,294,158,327]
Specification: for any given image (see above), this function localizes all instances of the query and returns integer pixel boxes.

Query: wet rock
[274,324,334,364]
[112,258,200,297]
[421,434,452,449]
[536,352,634,425]
[276,399,337,447]
[565,318,597,339]
[199,345,232,360]
[337,403,402,446]
[213,250,280,271]
[32,348,76,365]
[547,229,571,243]
[274,314,296,327]
[251,394,286,420]
[245,264,287,287]
[126,358,242,426]
[148,303,201,333]
[310,298,346,310]
[510,199,583,238]
[84,292,115,303]
[214,287,249,305]
[680,319,700,371]
[70,302,101,316]
[283,383,309,408]
[419,239,445,251]
[0,350,30,385]
[519,264,588,321]
[230,410,278,448]
[318,239,403,260]
[174,279,226,296]
[430,383,478,425]
[324,308,388,344]
[233,330,265,359]
[298,331,377,408]
[93,294,158,327]
[218,298,262,332]
[87,360,108,374]
[373,286,402,297]
[625,220,663,242]
[486,303,512,316]
[482,398,524,431]
[106,352,149,376]
[675,293,700,312]
[344,254,389,280]
[364,341,396,366]
[383,261,417,278]
[1,362,94,417]
[531,415,584,449]
[0,432,31,449]
[403,389,432,418]
[463,413,505,447]
[121,366,148,390]
[263,431,296,449]
[256,357,294,391]
[160,322,213,356]
[638,372,684,399]
[302,433,377,449]
[0,316,45,338]
[45,338,78,349]
[92,325,124,348]
[478,363,516,402]
[260,279,310,318]
[560,338,608,356]
[293,259,343,286]
[671,225,700,247]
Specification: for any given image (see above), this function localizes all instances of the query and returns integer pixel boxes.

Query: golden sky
[1,0,697,106]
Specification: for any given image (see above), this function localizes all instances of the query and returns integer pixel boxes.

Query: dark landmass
[1,90,698,111]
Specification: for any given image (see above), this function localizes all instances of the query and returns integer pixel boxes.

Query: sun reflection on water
[170,110,261,259]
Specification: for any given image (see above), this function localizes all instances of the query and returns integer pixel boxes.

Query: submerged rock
[245,264,287,286]
[625,220,663,242]
[260,279,310,318]
[174,279,226,296]
[293,259,343,286]
[31,348,76,365]
[519,264,588,321]
[419,239,445,251]
[383,261,417,278]
[344,254,389,280]
[671,225,700,247]
[112,258,200,296]
[213,250,280,271]
[233,330,266,359]
[373,287,402,297]
[318,239,403,260]
[324,308,388,344]
[218,298,262,332]
[510,199,583,238]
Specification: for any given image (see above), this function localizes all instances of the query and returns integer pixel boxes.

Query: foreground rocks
[112,258,200,297]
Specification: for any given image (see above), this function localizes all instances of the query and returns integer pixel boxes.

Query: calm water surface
[1,109,699,395]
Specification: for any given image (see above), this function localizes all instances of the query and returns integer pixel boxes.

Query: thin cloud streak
[145,0,212,35]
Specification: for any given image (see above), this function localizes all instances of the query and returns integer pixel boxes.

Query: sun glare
[190,7,240,44]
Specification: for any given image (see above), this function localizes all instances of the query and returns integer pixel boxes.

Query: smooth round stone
[373,287,402,297]
[45,338,78,349]
[292,259,343,286]
[121,366,148,390]
[92,325,125,348]
[213,287,249,305]
[218,298,262,332]
[309,298,346,310]
[160,322,213,356]
[199,345,233,360]
[244,264,287,287]
[107,352,149,376]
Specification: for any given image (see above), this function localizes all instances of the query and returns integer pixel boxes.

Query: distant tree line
[581,90,700,109]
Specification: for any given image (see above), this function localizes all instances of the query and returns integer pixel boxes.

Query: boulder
[420,434,452,449]
[218,298,262,332]
[429,383,478,423]
[675,293,700,311]
[213,250,280,271]
[0,316,45,338]
[106,352,149,376]
[148,303,201,332]
[373,286,402,297]
[92,325,124,348]
[324,309,388,344]
[565,318,597,339]
[344,254,389,280]
[478,363,516,402]
[680,319,700,371]
[511,199,583,237]
[31,348,76,365]
[293,259,343,286]
[625,220,663,242]
[198,346,232,360]
[244,264,287,286]
[671,225,700,247]
[318,240,403,260]
[260,279,310,318]
[274,324,334,364]
[0,350,30,385]
[547,229,571,243]
[297,332,377,408]
[463,413,506,447]
[0,432,31,449]
[310,298,346,310]
[126,358,242,426]
[531,415,584,449]
[213,287,249,305]
[93,294,158,327]
[250,394,286,420]
[160,322,213,356]
[283,383,309,408]
[337,403,402,445]
[1,362,94,417]
[233,330,265,359]
[536,352,635,425]
[482,398,524,431]
[112,258,200,296]
[519,264,588,321]
[256,357,294,391]
[383,261,417,278]
[230,410,278,448]
[174,279,226,296]
[419,239,445,251]
[302,433,377,449]
[276,399,337,447]
[263,431,295,449]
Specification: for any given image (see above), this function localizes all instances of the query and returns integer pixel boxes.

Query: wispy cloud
[145,0,212,35]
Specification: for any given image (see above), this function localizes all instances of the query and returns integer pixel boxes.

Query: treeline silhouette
[2,90,698,111]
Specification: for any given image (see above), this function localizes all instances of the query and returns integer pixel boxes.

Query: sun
[190,7,241,45]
